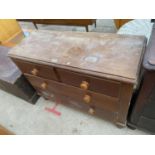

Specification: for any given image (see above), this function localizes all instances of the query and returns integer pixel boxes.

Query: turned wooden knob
[31,68,38,76]
[88,108,95,115]
[83,94,91,103]
[80,81,89,90]
[40,82,47,90]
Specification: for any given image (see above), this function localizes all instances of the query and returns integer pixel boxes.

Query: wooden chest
[128,24,155,133]
[9,31,146,127]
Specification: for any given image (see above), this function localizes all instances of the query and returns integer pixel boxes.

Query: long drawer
[56,68,121,98]
[12,59,121,98]
[12,59,58,81]
[25,74,119,112]
[37,90,117,122]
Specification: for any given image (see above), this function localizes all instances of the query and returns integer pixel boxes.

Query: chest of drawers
[9,31,146,127]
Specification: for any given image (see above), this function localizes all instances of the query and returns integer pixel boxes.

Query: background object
[128,24,155,134]
[114,19,132,29]
[17,19,96,32]
[0,124,14,135]
[117,19,153,42]
[0,19,24,47]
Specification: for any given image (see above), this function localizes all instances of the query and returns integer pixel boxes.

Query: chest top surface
[9,30,146,83]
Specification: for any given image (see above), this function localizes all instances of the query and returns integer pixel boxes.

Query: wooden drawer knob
[83,94,91,103]
[80,81,89,90]
[31,68,38,76]
[88,108,95,115]
[40,82,47,90]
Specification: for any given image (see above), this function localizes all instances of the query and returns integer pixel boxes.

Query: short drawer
[25,74,119,112]
[56,68,121,98]
[12,59,58,81]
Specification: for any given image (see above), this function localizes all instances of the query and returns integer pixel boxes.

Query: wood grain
[57,68,121,97]
[13,59,58,81]
[26,74,119,112]
[9,31,146,84]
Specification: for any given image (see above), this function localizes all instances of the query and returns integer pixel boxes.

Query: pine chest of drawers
[9,31,146,127]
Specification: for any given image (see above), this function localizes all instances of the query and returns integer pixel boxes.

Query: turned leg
[115,122,126,128]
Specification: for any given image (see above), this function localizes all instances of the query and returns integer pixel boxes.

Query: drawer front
[25,74,119,112]
[56,68,121,98]
[13,59,58,81]
[36,90,116,122]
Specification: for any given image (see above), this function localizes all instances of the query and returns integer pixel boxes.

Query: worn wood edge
[21,29,147,38]
[134,37,147,87]
[116,83,134,125]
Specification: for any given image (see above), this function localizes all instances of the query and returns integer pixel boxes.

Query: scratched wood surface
[9,30,146,83]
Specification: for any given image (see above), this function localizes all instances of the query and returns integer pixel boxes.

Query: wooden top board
[9,30,146,84]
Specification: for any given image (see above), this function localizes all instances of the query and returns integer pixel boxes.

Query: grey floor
[0,19,148,134]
